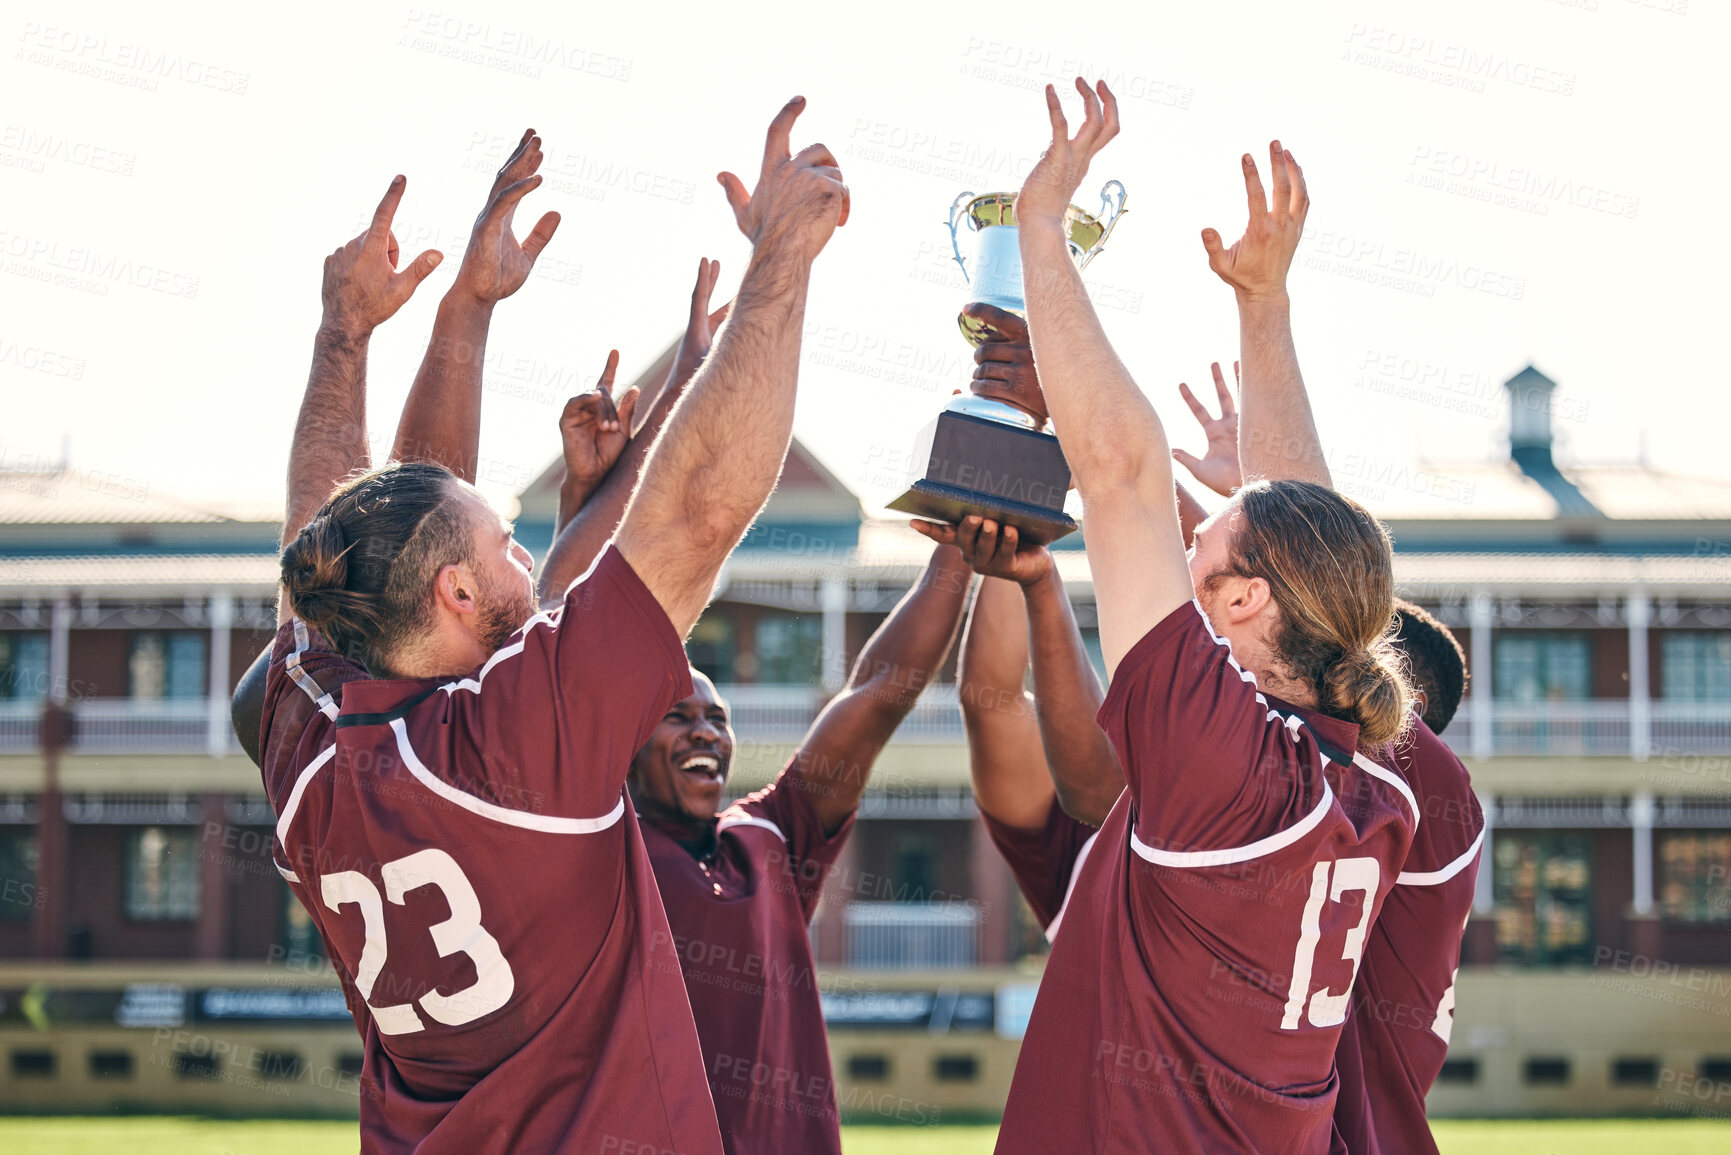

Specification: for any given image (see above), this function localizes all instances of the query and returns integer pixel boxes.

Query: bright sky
[1,0,1722,521]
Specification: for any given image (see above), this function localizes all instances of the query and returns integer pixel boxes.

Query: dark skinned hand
[963,302,1048,426]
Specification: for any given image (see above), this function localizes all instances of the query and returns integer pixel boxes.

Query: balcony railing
[715,684,964,743]
[0,699,237,755]
[1440,700,1731,758]
[844,901,979,970]
[4,692,1731,759]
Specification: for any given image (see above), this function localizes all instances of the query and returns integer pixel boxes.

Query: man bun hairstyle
[1218,480,1415,746]
[1392,598,1468,734]
[279,462,476,676]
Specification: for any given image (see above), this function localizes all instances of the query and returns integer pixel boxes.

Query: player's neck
[630,785,718,853]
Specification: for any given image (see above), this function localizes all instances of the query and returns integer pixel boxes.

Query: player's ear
[433,562,480,618]
[1228,575,1270,624]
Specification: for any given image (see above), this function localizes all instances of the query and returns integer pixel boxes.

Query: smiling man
[547,354,971,1150]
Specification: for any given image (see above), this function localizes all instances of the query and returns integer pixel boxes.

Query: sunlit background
[2,0,1722,519]
[3,1,1729,1150]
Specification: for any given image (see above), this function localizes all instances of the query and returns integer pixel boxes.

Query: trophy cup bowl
[887,181,1127,545]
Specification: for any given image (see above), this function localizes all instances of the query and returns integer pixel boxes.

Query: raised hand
[1201,141,1309,300]
[560,350,640,494]
[1018,78,1119,230]
[913,516,1054,588]
[1171,362,1243,497]
[453,128,561,306]
[964,303,1049,425]
[668,257,730,395]
[321,175,443,339]
[718,97,849,261]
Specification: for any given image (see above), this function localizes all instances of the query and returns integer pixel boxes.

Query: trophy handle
[1078,180,1128,270]
[948,191,977,283]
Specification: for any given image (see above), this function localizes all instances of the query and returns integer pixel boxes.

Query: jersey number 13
[1280,856,1378,1030]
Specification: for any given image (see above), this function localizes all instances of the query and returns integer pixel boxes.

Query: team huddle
[234,81,1485,1154]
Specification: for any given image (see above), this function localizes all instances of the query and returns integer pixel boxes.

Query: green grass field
[1,1117,1729,1153]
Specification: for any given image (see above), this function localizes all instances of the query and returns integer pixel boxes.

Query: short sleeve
[436,546,694,820]
[1393,721,1484,882]
[980,798,1098,932]
[727,763,854,923]
[260,618,368,812]
[1097,600,1330,857]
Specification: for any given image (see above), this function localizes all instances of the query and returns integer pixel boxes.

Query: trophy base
[889,479,1078,546]
[887,408,1076,545]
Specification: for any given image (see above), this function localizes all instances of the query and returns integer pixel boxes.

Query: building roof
[0,554,281,597]
[0,472,252,526]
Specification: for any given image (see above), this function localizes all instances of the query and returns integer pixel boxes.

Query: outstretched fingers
[481,173,544,230]
[1285,149,1309,223]
[761,96,806,180]
[1242,152,1268,219]
[1177,381,1213,425]
[1270,140,1291,220]
[521,210,561,261]
[1043,84,1070,150]
[367,175,407,248]
[1211,362,1237,414]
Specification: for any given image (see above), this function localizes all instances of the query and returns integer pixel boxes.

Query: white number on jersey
[321,849,515,1035]
[1431,968,1459,1043]
[1280,856,1380,1030]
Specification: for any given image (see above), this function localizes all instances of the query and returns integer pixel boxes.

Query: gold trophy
[889,182,1126,544]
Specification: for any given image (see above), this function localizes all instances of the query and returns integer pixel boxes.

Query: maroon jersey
[996,602,1417,1155]
[1333,717,1483,1155]
[259,547,723,1154]
[641,765,853,1155]
[980,797,1102,941]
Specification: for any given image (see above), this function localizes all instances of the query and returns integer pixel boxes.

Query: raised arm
[614,98,848,634]
[1015,80,1190,673]
[1201,142,1325,487]
[539,259,727,601]
[957,572,1052,830]
[794,544,973,835]
[922,517,1124,826]
[282,176,443,595]
[391,129,561,480]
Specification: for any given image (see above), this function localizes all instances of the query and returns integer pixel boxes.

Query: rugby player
[540,261,973,1155]
[1179,203,1485,1151]
[247,102,848,1152]
[953,308,1214,946]
[918,80,1419,1153]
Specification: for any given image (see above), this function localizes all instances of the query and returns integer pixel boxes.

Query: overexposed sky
[1,0,1723,521]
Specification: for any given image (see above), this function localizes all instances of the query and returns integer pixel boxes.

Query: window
[848,1054,890,1081]
[277,880,322,966]
[686,614,737,683]
[753,614,821,685]
[1612,1057,1659,1087]
[0,632,49,701]
[1658,832,1731,924]
[1524,1057,1571,1086]
[0,830,39,922]
[934,1054,979,1082]
[128,632,206,700]
[1494,634,1591,702]
[124,827,199,920]
[1492,832,1592,966]
[1663,633,1731,702]
[889,829,936,903]
[89,1050,134,1079]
